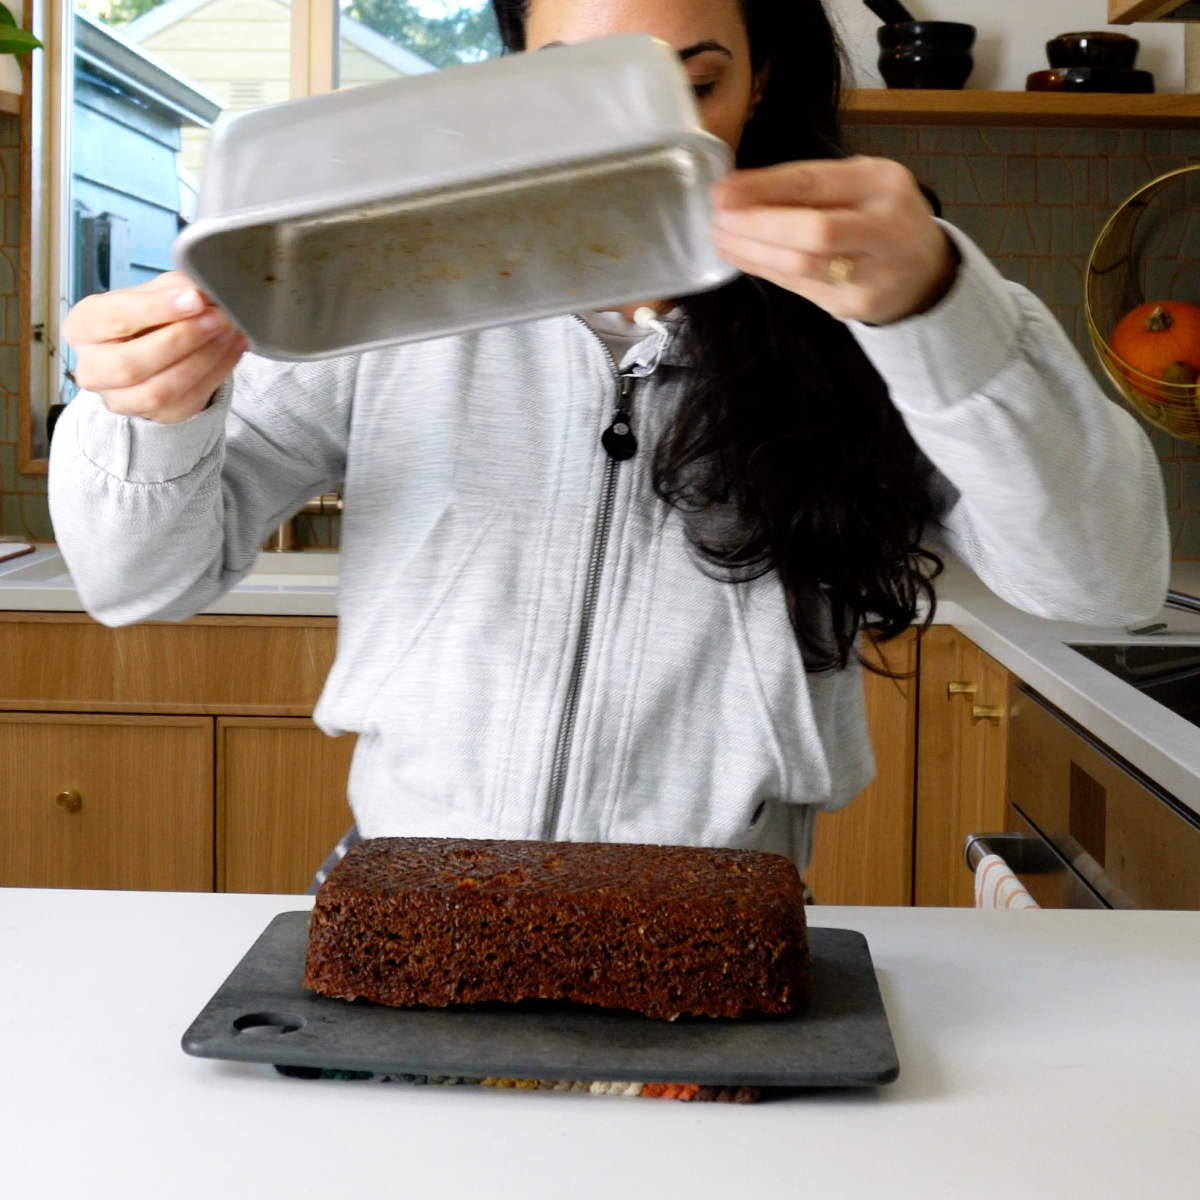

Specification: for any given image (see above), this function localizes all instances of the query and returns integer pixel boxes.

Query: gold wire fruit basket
[1085,163,1200,444]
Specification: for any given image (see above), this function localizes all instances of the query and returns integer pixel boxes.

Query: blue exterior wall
[71,67,185,295]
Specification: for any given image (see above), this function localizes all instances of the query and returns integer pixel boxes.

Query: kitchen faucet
[264,491,343,552]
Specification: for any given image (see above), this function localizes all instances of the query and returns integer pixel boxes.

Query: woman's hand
[709,156,959,326]
[62,271,249,424]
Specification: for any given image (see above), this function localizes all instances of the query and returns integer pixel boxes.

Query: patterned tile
[1175,511,1200,559]
[0,344,18,394]
[996,208,1037,254]
[1145,131,1171,156]
[1162,460,1182,509]
[1006,156,1036,205]
[1170,129,1200,156]
[964,155,1004,205]
[980,129,1013,153]
[1035,157,1074,205]
[1168,504,1185,547]
[932,128,964,153]
[18,497,53,541]
[864,126,906,154]
[1049,208,1076,256]
[1182,461,1200,510]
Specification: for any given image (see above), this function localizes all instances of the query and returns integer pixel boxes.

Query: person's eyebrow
[538,39,733,61]
[678,40,732,61]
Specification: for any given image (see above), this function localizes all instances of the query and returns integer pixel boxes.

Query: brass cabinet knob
[56,788,82,813]
[971,705,1005,722]
[947,681,978,697]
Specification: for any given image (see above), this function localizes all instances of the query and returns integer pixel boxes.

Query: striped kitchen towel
[973,852,1039,909]
[274,1065,761,1102]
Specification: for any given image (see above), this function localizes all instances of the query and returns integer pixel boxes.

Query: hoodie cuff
[72,382,232,484]
[845,221,1023,414]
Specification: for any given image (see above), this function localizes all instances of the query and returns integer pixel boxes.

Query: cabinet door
[0,714,213,890]
[915,626,1011,906]
[805,629,918,905]
[217,718,356,894]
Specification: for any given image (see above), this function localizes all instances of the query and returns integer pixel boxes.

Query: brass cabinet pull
[947,681,978,697]
[56,788,82,813]
[971,705,1005,722]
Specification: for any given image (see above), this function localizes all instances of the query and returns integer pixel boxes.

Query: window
[335,0,498,89]
[26,0,498,463]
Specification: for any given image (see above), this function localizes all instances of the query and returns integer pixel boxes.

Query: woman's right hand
[62,271,249,424]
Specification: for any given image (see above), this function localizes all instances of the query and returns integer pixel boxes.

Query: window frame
[21,0,339,470]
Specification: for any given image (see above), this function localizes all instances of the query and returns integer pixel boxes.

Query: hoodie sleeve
[846,221,1170,627]
[47,352,356,626]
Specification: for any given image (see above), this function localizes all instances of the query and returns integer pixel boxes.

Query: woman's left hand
[709,156,959,326]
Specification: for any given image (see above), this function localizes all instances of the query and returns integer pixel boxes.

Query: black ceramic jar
[877,21,976,90]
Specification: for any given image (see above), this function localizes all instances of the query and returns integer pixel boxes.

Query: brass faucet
[263,491,344,552]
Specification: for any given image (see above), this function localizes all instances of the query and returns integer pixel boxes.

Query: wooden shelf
[844,88,1200,128]
[1108,0,1199,23]
[0,90,20,117]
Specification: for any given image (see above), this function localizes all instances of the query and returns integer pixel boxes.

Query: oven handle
[963,832,1061,875]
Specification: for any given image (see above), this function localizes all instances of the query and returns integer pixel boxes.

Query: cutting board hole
[233,1011,306,1036]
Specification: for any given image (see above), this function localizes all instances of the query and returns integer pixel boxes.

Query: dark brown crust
[304,837,809,1020]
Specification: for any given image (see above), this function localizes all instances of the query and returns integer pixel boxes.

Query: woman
[49,0,1168,873]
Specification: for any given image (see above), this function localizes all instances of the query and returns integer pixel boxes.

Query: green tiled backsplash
[2,117,1197,557]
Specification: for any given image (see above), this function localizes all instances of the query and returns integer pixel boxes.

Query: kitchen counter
[1,544,1198,815]
[3,887,1196,1199]
[0,544,340,617]
[932,556,1200,819]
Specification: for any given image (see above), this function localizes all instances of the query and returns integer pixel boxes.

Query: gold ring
[827,255,855,285]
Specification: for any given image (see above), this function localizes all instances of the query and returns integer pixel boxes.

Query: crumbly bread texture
[304,837,810,1020]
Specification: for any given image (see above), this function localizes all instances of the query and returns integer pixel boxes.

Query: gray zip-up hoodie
[47,227,1170,868]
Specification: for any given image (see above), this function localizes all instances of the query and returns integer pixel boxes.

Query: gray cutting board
[182,913,899,1089]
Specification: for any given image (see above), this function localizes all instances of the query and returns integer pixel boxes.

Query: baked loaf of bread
[304,837,809,1020]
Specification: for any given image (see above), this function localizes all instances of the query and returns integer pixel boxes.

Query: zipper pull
[601,376,638,461]
[602,411,637,460]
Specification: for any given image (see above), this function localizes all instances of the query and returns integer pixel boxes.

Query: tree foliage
[87,0,166,26]
[343,0,501,67]
[83,0,501,68]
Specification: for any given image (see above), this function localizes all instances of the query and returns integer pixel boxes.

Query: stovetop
[1069,643,1200,728]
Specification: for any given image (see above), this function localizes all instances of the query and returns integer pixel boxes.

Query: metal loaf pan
[174,35,737,360]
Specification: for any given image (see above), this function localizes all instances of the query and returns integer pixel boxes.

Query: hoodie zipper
[542,318,658,840]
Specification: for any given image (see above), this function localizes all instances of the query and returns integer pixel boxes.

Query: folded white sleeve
[847,221,1170,627]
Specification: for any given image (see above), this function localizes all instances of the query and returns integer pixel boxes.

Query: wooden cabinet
[809,625,1012,908]
[0,611,1014,904]
[0,714,212,890]
[0,614,347,893]
[0,613,337,714]
[914,626,1012,907]
[217,718,356,894]
[806,629,918,906]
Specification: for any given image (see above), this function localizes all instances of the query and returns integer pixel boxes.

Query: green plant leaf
[0,9,15,29]
[0,29,42,54]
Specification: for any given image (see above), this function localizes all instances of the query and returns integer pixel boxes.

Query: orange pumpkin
[1110,300,1200,403]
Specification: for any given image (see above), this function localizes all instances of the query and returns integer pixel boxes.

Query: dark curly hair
[491,0,943,672]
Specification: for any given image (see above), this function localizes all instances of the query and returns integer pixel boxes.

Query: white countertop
[3,888,1197,1200]
[1,543,1198,815]
[931,556,1200,820]
[0,544,341,617]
